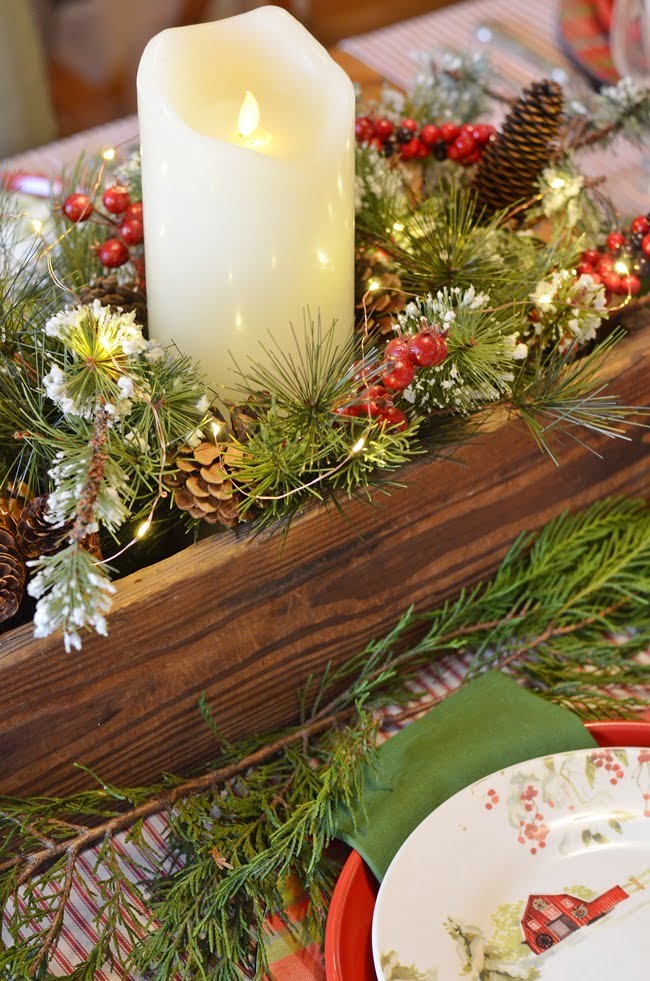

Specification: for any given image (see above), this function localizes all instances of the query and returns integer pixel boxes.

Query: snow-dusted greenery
[397,287,528,413]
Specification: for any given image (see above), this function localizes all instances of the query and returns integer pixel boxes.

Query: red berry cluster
[335,326,448,431]
[484,787,500,810]
[590,749,625,785]
[355,115,495,166]
[578,212,650,299]
[62,185,144,281]
[517,785,549,854]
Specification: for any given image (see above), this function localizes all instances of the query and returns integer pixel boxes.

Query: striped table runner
[2,2,647,977]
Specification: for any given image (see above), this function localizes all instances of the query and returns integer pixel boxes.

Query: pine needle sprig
[227,319,428,530]
[358,177,578,313]
[511,332,649,462]
[48,154,104,289]
[569,77,650,150]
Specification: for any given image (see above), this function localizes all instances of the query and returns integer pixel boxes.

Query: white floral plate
[372,746,650,980]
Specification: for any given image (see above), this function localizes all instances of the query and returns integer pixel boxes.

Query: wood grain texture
[0,325,647,797]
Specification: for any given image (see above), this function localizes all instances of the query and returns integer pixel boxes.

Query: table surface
[3,2,647,978]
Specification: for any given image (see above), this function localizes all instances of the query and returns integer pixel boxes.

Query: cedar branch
[0,709,354,882]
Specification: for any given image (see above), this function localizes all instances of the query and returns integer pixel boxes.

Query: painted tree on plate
[444,916,541,980]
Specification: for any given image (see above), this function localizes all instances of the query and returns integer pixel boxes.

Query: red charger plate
[324,719,650,981]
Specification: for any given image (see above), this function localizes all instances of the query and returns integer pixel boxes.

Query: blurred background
[1,0,456,155]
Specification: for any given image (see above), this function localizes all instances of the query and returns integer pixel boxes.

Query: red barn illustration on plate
[521,886,629,954]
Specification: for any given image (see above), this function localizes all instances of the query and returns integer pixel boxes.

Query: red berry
[439,122,460,142]
[98,237,129,268]
[63,193,93,222]
[385,338,410,360]
[577,261,594,275]
[400,138,422,160]
[369,136,384,152]
[631,215,649,234]
[355,116,374,141]
[118,217,144,245]
[407,331,448,367]
[417,141,429,159]
[602,272,622,293]
[102,184,130,215]
[335,404,364,418]
[373,117,394,139]
[382,359,415,391]
[380,406,409,431]
[124,201,143,222]
[448,133,475,160]
[621,274,641,295]
[420,124,440,146]
[401,118,418,133]
[460,148,482,166]
[362,384,391,403]
[606,231,626,251]
[360,385,392,417]
[471,123,496,145]
[642,233,650,256]
[597,254,615,273]
[583,249,600,265]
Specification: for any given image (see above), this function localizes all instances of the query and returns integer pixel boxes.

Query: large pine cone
[165,443,242,528]
[17,495,102,560]
[77,276,148,332]
[0,511,26,623]
[355,250,406,340]
[472,79,564,216]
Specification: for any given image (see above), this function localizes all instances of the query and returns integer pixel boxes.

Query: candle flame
[238,90,260,138]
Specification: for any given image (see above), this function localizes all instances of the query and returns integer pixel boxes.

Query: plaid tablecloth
[2,1,647,977]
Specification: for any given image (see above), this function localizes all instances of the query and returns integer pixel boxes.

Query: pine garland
[0,497,649,978]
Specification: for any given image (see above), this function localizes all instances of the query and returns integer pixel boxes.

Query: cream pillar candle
[137,6,355,393]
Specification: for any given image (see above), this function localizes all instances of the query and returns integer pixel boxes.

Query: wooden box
[1,325,647,798]
[0,55,647,798]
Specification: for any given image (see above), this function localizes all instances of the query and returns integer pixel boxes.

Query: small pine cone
[165,443,242,528]
[17,495,102,561]
[472,79,564,216]
[0,512,25,623]
[355,251,406,339]
[224,393,267,442]
[77,275,148,333]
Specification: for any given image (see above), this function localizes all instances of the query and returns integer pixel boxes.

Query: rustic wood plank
[1,325,647,797]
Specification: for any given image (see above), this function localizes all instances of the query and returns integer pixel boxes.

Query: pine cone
[77,275,148,333]
[355,250,406,339]
[0,511,25,623]
[17,495,102,561]
[225,393,267,442]
[165,442,242,528]
[472,79,564,216]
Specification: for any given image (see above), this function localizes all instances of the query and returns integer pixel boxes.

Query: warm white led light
[238,91,260,138]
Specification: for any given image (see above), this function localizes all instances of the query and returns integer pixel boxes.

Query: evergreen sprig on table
[0,497,649,979]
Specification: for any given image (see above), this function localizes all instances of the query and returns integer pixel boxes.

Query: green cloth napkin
[336,671,596,881]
